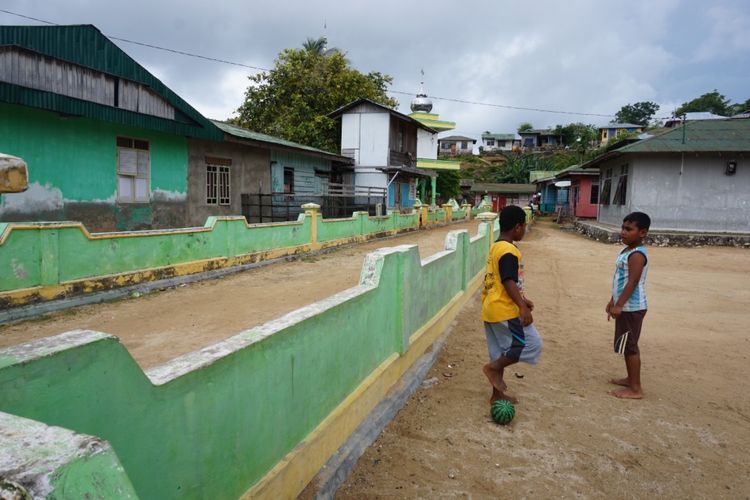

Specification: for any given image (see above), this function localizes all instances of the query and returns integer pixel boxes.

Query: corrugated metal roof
[0,25,221,139]
[616,119,750,153]
[581,119,750,168]
[328,98,438,133]
[529,170,557,182]
[599,122,642,129]
[470,183,536,194]
[482,133,516,140]
[439,135,476,142]
[212,120,353,163]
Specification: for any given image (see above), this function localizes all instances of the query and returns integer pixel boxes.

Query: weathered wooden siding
[0,46,174,120]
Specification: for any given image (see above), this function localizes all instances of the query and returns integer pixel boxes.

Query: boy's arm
[503,279,533,326]
[611,252,646,318]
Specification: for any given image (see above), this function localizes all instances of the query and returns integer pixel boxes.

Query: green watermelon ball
[491,400,515,425]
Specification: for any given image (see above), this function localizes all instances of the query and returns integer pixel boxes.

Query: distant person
[606,212,651,399]
[481,205,543,405]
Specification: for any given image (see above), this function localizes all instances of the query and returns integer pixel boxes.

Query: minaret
[410,72,433,113]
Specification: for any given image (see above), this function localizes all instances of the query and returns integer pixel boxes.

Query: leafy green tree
[730,97,750,116]
[553,123,598,147]
[674,90,731,117]
[436,170,462,200]
[614,101,660,126]
[517,122,534,133]
[235,39,398,152]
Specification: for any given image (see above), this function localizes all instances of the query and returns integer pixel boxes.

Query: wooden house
[0,24,353,230]
[329,98,441,209]
[438,135,476,156]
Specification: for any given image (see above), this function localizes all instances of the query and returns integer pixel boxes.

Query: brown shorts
[614,310,647,356]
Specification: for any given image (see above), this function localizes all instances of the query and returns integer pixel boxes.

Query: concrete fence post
[442,204,453,223]
[302,203,320,247]
[462,203,472,220]
[477,212,499,251]
[413,201,423,228]
[39,228,60,286]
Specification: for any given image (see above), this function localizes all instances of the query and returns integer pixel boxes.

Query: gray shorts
[484,319,543,365]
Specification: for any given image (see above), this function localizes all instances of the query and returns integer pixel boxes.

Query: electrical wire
[2,7,684,120]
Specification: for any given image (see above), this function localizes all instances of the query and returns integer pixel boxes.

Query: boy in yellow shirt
[482,205,543,404]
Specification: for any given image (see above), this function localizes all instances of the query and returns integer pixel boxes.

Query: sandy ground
[337,221,750,499]
[0,221,478,369]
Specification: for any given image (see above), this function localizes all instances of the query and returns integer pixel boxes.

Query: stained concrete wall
[598,152,750,233]
[0,102,189,231]
[0,220,497,500]
[0,206,466,307]
[187,139,270,226]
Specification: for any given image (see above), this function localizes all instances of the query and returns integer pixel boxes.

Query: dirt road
[0,221,479,369]
[337,221,750,499]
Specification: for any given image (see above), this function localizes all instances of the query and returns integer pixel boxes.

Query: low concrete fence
[0,204,473,308]
[0,216,499,499]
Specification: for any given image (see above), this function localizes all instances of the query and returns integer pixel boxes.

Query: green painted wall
[0,102,188,201]
[0,224,492,499]
[0,216,312,291]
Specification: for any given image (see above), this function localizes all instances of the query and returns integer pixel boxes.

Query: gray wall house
[587,119,750,233]
[188,120,354,225]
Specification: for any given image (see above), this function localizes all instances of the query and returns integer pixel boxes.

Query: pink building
[556,165,600,218]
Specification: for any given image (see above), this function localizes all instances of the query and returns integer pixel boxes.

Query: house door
[492,195,506,212]
[572,186,579,216]
[450,143,456,155]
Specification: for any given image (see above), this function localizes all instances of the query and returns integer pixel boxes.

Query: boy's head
[499,205,527,241]
[621,211,650,246]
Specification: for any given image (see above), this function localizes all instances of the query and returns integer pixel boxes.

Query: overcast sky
[3,0,749,139]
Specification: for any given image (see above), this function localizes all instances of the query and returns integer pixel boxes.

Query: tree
[674,90,731,117]
[552,122,598,147]
[517,122,533,133]
[730,97,750,116]
[436,170,461,201]
[235,39,398,152]
[614,101,660,126]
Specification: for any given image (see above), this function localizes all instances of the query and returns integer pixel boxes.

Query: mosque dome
[410,82,433,113]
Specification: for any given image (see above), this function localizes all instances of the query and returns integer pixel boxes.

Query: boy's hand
[610,304,623,319]
[524,297,534,311]
[519,305,533,326]
[605,299,614,321]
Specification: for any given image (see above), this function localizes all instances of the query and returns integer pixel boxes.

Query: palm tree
[302,37,328,55]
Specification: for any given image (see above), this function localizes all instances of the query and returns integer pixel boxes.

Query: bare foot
[489,387,501,404]
[609,378,630,387]
[483,364,507,393]
[497,393,519,404]
[609,388,643,399]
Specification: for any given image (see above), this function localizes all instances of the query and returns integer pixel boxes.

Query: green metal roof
[582,119,750,168]
[529,170,559,182]
[482,133,516,140]
[469,183,536,194]
[212,120,353,163]
[0,25,221,140]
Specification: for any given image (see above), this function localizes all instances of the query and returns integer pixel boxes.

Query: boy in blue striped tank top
[606,212,650,399]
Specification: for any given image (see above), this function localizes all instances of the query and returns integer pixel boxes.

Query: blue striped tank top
[612,245,648,312]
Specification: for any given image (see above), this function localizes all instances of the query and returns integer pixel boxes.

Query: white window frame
[206,163,231,206]
[116,137,150,203]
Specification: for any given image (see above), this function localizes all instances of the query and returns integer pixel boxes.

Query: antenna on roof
[681,114,686,144]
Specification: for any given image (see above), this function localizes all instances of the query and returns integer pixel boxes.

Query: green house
[0,24,224,231]
[0,24,356,231]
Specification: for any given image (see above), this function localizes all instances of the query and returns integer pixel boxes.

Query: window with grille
[283,167,294,194]
[206,163,230,205]
[600,168,612,206]
[612,166,628,205]
[590,183,599,204]
[116,137,150,203]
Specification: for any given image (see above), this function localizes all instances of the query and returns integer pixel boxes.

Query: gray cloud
[3,0,748,140]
